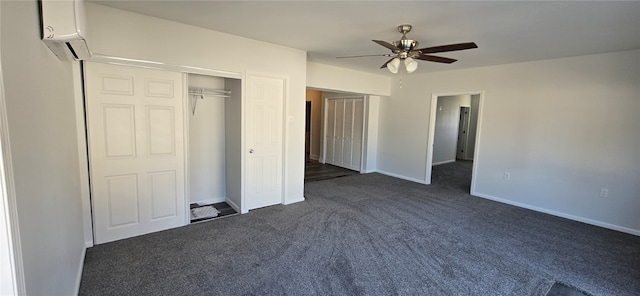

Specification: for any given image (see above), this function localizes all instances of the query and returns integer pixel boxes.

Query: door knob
[249,149,254,153]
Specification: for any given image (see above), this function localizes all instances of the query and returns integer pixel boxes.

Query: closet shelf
[188,87,231,98]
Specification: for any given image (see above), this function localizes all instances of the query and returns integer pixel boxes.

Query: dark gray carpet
[79,162,640,296]
[546,282,591,296]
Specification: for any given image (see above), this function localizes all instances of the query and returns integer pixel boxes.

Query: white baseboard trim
[471,191,640,236]
[377,170,428,185]
[310,154,319,161]
[226,198,241,214]
[360,169,377,174]
[191,197,225,206]
[284,196,305,205]
[433,159,456,166]
[84,240,93,248]
[74,246,87,296]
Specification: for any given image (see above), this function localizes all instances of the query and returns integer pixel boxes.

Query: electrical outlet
[503,172,511,180]
[600,188,609,198]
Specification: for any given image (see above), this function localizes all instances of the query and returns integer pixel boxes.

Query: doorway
[322,97,364,171]
[305,101,311,163]
[304,90,370,183]
[425,92,483,192]
[186,73,240,223]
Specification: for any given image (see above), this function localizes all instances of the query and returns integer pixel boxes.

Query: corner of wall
[284,196,305,205]
[73,246,87,296]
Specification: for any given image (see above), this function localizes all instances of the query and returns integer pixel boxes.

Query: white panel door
[246,74,284,210]
[85,62,185,244]
[456,106,471,160]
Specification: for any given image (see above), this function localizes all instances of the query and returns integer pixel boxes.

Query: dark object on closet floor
[190,202,238,223]
[211,202,237,218]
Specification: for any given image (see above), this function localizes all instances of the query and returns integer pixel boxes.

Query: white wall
[433,95,471,164]
[188,74,226,205]
[305,89,323,160]
[378,50,640,234]
[1,1,85,295]
[466,94,480,160]
[85,3,307,208]
[307,62,391,96]
[363,96,381,173]
[225,78,242,211]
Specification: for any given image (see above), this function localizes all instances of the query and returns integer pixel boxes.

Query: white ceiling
[92,1,640,75]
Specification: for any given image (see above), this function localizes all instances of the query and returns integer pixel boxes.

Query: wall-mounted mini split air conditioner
[40,0,92,61]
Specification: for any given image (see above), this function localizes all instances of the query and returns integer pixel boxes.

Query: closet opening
[187,74,241,223]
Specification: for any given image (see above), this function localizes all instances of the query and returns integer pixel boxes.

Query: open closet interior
[187,73,242,222]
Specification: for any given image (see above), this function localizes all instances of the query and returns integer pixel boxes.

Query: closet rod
[188,92,230,98]
[188,87,231,95]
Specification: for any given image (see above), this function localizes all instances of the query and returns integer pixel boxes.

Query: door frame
[305,101,312,162]
[0,40,26,294]
[320,95,366,171]
[425,91,485,193]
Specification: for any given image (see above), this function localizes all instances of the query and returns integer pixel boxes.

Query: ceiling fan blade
[417,54,457,64]
[336,54,392,59]
[416,42,478,54]
[380,58,395,69]
[373,40,399,51]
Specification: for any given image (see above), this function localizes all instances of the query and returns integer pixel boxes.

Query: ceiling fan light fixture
[404,57,418,73]
[387,57,400,73]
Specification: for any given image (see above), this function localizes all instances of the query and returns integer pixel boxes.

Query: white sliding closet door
[350,99,364,170]
[324,98,364,171]
[334,100,345,164]
[85,62,186,244]
[324,100,336,163]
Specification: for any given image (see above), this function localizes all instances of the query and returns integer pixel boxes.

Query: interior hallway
[304,160,359,183]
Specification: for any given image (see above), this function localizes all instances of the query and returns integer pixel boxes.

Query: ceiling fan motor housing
[393,24,419,58]
[394,40,419,57]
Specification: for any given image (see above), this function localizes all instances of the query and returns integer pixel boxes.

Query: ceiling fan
[338,24,478,73]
